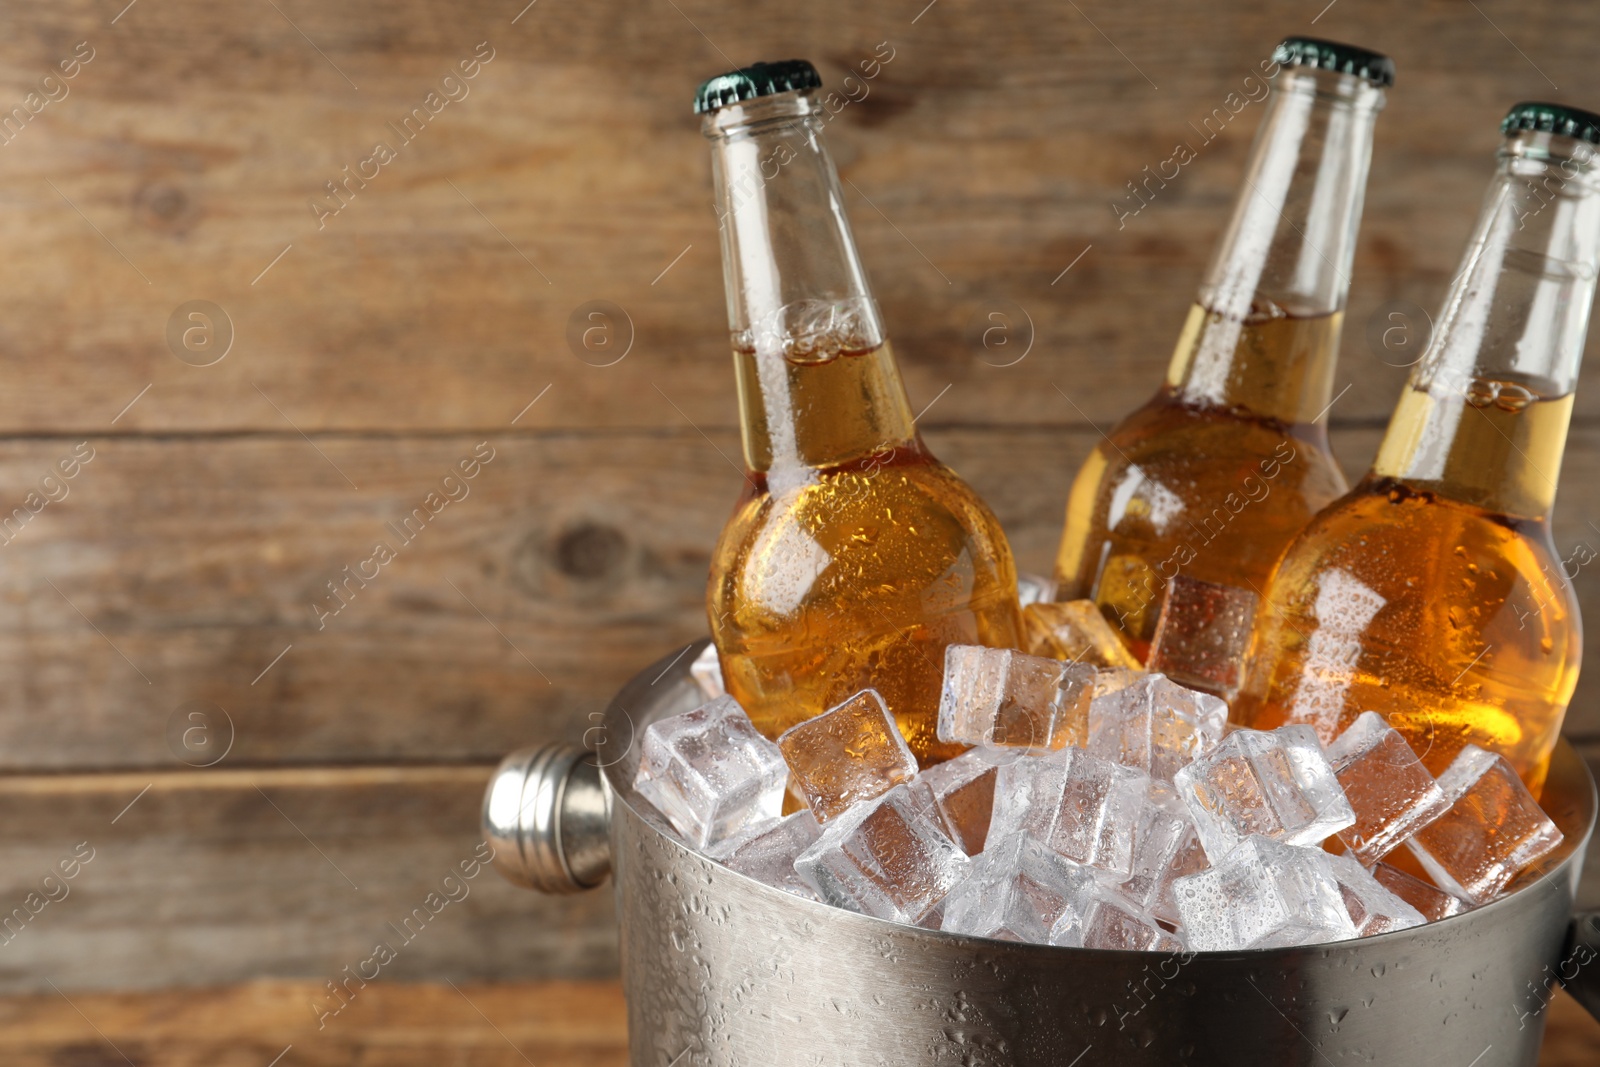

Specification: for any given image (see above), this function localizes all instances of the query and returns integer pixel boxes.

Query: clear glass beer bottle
[698,61,1022,765]
[1234,103,1600,795]
[1053,39,1392,658]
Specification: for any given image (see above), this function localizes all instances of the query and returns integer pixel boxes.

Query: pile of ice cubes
[638,576,1565,952]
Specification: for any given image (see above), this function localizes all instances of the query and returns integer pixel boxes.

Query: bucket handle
[1561,909,1600,1021]
[482,744,612,893]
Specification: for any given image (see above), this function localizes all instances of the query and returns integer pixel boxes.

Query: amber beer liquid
[1053,38,1393,658]
[1235,103,1600,794]
[696,62,1021,765]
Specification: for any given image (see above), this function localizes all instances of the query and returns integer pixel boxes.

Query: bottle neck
[1166,65,1385,426]
[1373,130,1600,518]
[705,92,916,477]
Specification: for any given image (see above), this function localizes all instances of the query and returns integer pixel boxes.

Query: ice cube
[709,811,823,900]
[942,836,1097,944]
[904,747,1003,855]
[794,783,970,925]
[1173,724,1355,861]
[1021,600,1141,669]
[1057,887,1186,952]
[634,695,788,850]
[1405,745,1564,904]
[1146,575,1259,698]
[690,643,725,699]
[989,748,1147,876]
[937,645,1095,752]
[1325,711,1451,866]
[1115,779,1210,925]
[1326,853,1426,936]
[778,689,917,822]
[1370,861,1472,922]
[1016,572,1057,607]
[1087,672,1228,782]
[1173,835,1357,951]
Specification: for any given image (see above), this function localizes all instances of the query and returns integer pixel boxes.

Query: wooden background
[2,0,1600,1060]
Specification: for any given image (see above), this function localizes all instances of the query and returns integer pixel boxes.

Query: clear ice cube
[1114,779,1210,925]
[1016,572,1057,607]
[1173,835,1356,951]
[904,747,1003,855]
[1325,711,1451,866]
[778,689,917,822]
[634,695,788,850]
[1405,745,1564,904]
[938,645,1094,752]
[794,783,971,925]
[1146,575,1259,698]
[1173,724,1355,861]
[1021,600,1141,669]
[941,836,1097,944]
[1087,672,1229,782]
[689,643,725,700]
[1370,861,1472,921]
[709,810,823,900]
[1326,852,1426,936]
[989,748,1147,876]
[1057,887,1186,952]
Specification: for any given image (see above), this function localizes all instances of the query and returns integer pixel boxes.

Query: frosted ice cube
[1146,575,1259,698]
[1325,711,1451,865]
[904,747,1002,855]
[1370,861,1472,922]
[778,689,917,822]
[1326,853,1426,936]
[1016,572,1057,607]
[1173,724,1355,861]
[941,836,1098,943]
[989,748,1147,876]
[1056,887,1186,951]
[1115,779,1210,925]
[1405,745,1564,904]
[1173,835,1356,951]
[937,645,1094,752]
[794,783,970,925]
[1021,600,1141,669]
[634,695,788,850]
[1087,672,1229,782]
[709,811,823,900]
[689,643,725,699]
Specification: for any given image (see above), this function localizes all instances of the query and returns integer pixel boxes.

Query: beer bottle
[1053,38,1393,658]
[1234,103,1600,795]
[698,61,1022,765]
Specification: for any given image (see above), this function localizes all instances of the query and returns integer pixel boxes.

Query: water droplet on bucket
[1371,962,1387,977]
[1329,1007,1349,1025]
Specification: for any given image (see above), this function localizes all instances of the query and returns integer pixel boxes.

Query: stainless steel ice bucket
[485,640,1600,1066]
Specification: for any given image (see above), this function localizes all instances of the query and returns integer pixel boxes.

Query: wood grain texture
[0,979,1594,1067]
[0,767,617,995]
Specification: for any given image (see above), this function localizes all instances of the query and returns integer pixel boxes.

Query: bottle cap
[694,59,822,115]
[1502,102,1600,146]
[1272,37,1394,88]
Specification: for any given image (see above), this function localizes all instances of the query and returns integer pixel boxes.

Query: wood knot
[552,522,627,580]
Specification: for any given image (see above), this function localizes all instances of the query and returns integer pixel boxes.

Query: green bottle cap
[1272,37,1394,88]
[694,59,822,115]
[1502,102,1600,146]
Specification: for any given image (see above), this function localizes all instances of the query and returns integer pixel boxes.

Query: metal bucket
[485,640,1600,1066]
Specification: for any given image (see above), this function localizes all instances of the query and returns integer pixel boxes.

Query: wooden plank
[0,978,1593,1066]
[0,1,1595,433]
[5,424,1600,770]
[0,980,629,1067]
[0,766,618,995]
